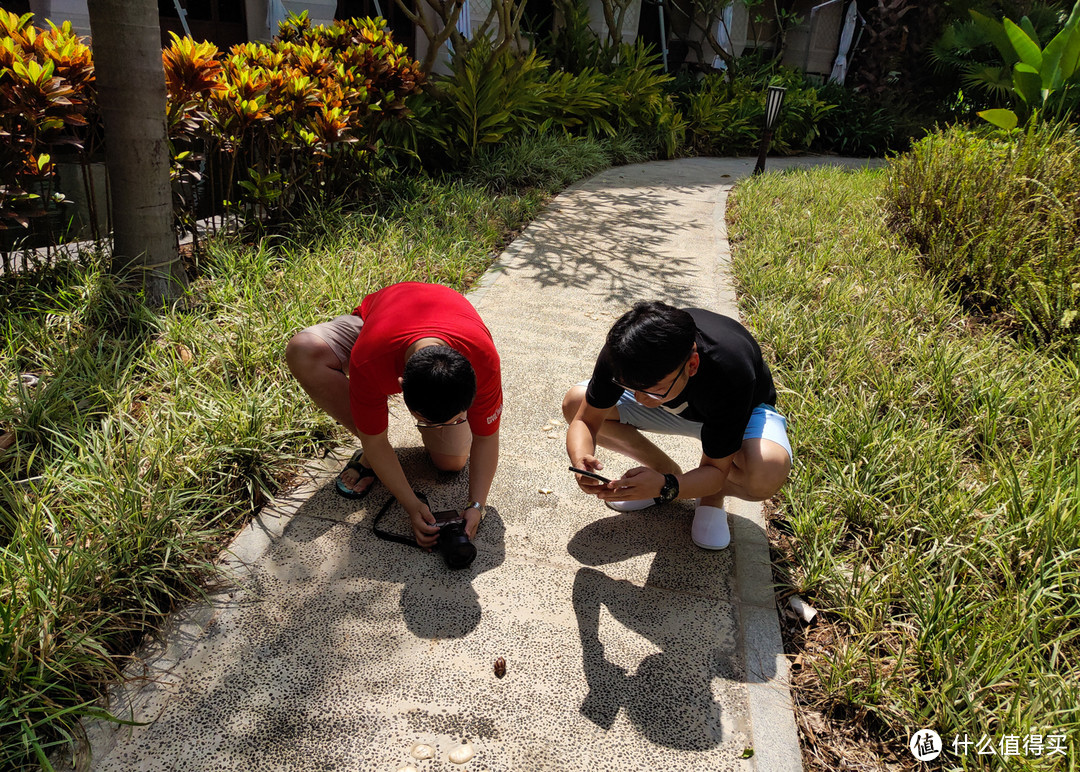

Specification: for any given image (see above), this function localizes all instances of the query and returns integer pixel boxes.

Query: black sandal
[335,448,378,500]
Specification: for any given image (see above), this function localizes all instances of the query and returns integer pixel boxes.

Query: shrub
[466,131,612,193]
[164,14,423,226]
[417,38,550,165]
[680,70,833,156]
[885,122,1080,355]
[416,37,681,166]
[0,9,96,241]
[537,0,616,74]
[811,82,918,156]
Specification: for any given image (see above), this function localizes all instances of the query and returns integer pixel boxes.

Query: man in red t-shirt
[286,282,502,546]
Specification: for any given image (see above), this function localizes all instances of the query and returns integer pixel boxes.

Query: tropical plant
[0,8,96,240]
[811,81,913,156]
[163,14,423,227]
[419,36,681,164]
[966,0,1080,128]
[930,1,1064,104]
[420,37,550,163]
[680,70,831,156]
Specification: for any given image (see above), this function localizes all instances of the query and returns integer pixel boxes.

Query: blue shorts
[580,380,792,460]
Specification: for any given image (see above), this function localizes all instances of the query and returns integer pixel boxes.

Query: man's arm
[593,453,733,502]
[358,430,439,547]
[566,398,614,494]
[463,429,499,539]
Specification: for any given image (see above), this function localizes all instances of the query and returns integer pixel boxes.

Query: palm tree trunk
[86,0,186,307]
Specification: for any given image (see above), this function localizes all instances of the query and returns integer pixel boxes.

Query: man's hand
[463,506,482,540]
[406,499,440,548]
[597,466,664,502]
[572,454,612,495]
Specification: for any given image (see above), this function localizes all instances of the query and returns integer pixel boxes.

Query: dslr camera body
[432,510,476,569]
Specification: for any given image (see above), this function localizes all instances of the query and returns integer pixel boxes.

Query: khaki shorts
[300,314,472,457]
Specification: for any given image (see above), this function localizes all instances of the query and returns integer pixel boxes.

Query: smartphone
[432,509,465,528]
[569,466,611,484]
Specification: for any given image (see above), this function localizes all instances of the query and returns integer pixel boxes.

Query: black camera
[432,510,476,569]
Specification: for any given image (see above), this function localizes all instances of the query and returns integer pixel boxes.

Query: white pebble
[539,488,552,494]
[542,423,553,431]
[448,743,475,764]
[410,743,435,760]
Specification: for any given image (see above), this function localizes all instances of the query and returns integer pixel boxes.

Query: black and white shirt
[586,309,777,460]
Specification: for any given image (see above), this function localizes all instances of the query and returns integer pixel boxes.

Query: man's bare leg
[698,438,791,508]
[285,331,375,494]
[419,421,471,473]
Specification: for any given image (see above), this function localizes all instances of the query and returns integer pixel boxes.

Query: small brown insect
[494,657,506,678]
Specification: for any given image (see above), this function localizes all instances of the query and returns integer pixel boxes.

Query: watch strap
[465,501,485,520]
[655,473,679,504]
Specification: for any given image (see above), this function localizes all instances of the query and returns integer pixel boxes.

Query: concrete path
[63,156,877,772]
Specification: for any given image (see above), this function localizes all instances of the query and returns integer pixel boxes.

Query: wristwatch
[465,501,485,521]
[655,474,680,505]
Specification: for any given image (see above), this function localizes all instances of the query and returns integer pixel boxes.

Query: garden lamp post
[753,85,787,175]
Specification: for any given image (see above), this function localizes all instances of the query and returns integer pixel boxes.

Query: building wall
[28,0,89,35]
[672,0,844,77]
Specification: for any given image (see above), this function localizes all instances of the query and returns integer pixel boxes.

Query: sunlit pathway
[61,157,877,772]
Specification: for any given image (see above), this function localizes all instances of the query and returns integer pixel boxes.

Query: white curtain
[267,0,289,35]
[829,0,858,84]
[446,0,471,55]
[457,0,472,39]
[712,3,735,70]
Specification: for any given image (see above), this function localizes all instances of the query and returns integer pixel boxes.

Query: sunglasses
[614,352,693,400]
[415,415,468,429]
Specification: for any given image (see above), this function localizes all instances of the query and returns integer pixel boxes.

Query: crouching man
[287,281,501,547]
[564,301,790,550]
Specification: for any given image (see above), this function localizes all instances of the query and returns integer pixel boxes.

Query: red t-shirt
[348,282,503,437]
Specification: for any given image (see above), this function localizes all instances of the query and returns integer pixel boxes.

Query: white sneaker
[605,499,656,512]
[691,505,730,550]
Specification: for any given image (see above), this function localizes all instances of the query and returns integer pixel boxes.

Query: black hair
[401,345,477,423]
[606,301,696,389]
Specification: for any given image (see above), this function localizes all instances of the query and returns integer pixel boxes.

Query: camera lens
[437,523,476,569]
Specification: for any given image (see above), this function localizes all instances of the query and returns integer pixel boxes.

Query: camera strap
[370,492,425,550]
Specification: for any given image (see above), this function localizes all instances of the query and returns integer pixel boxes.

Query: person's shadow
[286,446,507,640]
[567,507,744,751]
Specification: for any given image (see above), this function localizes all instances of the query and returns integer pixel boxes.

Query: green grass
[0,173,551,770]
[730,166,1080,770]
